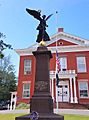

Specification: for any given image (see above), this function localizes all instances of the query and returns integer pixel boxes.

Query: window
[77,56,86,73]
[24,59,32,75]
[23,83,30,98]
[79,81,88,98]
[60,57,67,71]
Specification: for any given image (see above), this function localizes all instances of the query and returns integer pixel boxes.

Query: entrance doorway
[57,81,69,102]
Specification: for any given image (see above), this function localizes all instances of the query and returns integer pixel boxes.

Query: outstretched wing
[26,8,42,21]
[46,14,53,21]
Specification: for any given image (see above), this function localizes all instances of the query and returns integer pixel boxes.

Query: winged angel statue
[26,8,53,43]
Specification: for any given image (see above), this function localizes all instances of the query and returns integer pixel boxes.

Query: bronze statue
[26,8,53,43]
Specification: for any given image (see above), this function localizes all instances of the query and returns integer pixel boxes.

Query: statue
[26,8,53,43]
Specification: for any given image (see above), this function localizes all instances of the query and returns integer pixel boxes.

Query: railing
[50,70,76,75]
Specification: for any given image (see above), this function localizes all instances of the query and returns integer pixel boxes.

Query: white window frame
[78,81,88,98]
[24,59,32,75]
[60,57,67,71]
[22,83,30,99]
[77,56,86,73]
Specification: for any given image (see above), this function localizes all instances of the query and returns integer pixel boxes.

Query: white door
[57,81,69,102]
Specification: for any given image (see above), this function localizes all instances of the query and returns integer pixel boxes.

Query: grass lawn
[0,114,25,120]
[0,114,89,120]
[64,114,89,120]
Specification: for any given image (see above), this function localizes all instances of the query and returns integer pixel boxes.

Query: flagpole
[56,11,58,50]
[55,11,59,113]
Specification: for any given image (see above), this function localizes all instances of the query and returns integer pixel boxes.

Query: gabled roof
[28,28,89,48]
[15,28,89,55]
[49,31,89,45]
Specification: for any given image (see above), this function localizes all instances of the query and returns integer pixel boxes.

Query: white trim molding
[15,31,89,56]
[15,45,89,56]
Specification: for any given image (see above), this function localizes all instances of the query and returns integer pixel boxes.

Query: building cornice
[15,31,89,56]
[48,45,89,53]
[15,45,89,56]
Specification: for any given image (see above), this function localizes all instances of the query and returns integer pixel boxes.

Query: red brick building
[15,28,89,108]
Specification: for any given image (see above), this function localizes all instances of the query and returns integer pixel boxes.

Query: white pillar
[7,104,10,110]
[10,93,13,110]
[70,77,73,103]
[56,85,59,112]
[10,92,17,110]
[73,77,78,103]
[51,78,54,101]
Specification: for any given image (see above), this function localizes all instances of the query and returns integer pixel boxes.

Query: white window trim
[22,82,30,99]
[78,81,89,98]
[24,59,32,75]
[60,57,67,71]
[76,56,87,73]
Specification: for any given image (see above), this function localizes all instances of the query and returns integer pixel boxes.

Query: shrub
[16,102,30,109]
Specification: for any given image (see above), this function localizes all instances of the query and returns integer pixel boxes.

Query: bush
[16,102,30,109]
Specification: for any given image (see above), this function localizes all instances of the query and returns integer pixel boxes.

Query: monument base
[30,94,53,113]
[15,46,64,120]
[16,113,64,120]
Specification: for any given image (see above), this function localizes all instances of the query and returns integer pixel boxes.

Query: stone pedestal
[15,46,64,120]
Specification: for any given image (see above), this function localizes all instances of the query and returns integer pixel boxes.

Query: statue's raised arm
[26,8,53,43]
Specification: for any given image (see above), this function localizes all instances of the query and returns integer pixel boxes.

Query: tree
[0,32,15,101]
[0,32,12,59]
[0,55,17,101]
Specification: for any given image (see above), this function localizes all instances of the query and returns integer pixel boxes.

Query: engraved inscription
[35,81,48,91]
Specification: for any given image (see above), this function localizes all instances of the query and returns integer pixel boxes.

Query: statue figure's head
[42,15,46,19]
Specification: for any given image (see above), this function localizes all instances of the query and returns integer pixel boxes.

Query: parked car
[0,100,10,110]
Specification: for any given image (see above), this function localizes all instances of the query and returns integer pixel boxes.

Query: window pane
[77,57,86,72]
[60,57,67,70]
[23,91,30,98]
[79,82,88,98]
[79,82,87,90]
[80,90,88,97]
[24,59,32,75]
[23,83,30,98]
[24,84,30,89]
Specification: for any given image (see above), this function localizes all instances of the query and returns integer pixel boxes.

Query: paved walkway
[0,109,89,116]
[0,109,30,114]
[54,109,89,116]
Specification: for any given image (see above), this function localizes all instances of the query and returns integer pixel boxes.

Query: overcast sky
[0,0,89,75]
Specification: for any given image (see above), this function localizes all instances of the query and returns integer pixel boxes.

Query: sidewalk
[54,109,89,116]
[0,109,29,114]
[0,109,89,116]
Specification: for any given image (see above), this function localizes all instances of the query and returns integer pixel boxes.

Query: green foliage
[0,32,12,59]
[0,53,4,59]
[16,102,30,109]
[0,32,5,59]
[0,55,17,101]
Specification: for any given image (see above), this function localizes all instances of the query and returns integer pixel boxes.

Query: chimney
[58,28,64,32]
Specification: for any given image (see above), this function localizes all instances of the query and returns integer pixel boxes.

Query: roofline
[15,30,89,55]
[26,31,89,48]
[15,45,89,56]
